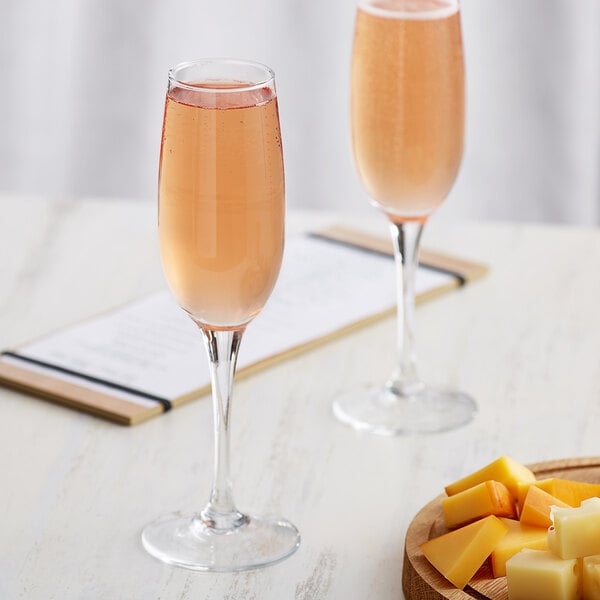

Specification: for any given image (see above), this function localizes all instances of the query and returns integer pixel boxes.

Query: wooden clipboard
[0,226,488,426]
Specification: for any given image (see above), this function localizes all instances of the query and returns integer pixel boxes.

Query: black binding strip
[308,233,467,286]
[0,351,172,412]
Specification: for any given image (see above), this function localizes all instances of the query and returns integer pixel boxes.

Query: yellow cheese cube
[420,515,508,589]
[583,555,600,600]
[506,549,579,600]
[490,518,548,578]
[442,480,516,529]
[548,498,600,559]
[445,456,536,498]
[520,485,572,528]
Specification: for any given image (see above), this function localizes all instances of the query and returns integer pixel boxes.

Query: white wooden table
[1,195,599,599]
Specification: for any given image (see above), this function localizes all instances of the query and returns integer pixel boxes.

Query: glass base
[332,383,476,436]
[142,511,300,572]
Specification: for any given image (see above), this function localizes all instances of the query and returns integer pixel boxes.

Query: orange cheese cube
[420,515,508,589]
[518,477,600,509]
[490,518,548,578]
[516,480,533,512]
[548,479,600,506]
[445,456,536,498]
[520,486,571,528]
[442,480,516,529]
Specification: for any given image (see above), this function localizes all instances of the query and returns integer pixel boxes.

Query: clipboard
[0,226,487,425]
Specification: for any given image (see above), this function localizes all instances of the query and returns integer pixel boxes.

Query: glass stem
[387,220,426,396]
[198,327,248,532]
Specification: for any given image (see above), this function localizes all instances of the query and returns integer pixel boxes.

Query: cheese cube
[445,456,536,498]
[520,485,572,528]
[547,479,600,506]
[583,555,600,600]
[490,518,548,578]
[442,480,516,529]
[420,515,508,589]
[518,478,600,509]
[506,549,579,600]
[516,480,534,511]
[548,498,600,559]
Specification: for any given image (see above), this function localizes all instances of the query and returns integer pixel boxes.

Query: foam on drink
[358,0,459,20]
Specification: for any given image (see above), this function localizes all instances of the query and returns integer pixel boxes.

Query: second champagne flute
[332,0,477,435]
[142,58,300,571]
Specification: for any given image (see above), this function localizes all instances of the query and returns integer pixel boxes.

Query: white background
[1,0,599,225]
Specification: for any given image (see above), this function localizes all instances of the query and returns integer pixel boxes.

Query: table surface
[1,195,600,600]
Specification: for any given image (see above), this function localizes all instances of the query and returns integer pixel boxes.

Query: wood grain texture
[0,360,160,425]
[316,225,489,282]
[403,457,600,599]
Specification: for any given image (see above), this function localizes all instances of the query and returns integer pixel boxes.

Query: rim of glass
[168,58,276,93]
[357,0,459,19]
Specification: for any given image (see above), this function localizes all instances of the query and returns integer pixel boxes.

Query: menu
[0,226,487,425]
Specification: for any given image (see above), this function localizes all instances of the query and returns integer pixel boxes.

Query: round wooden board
[402,457,600,599]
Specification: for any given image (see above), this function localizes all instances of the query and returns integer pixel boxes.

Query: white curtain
[453,0,600,225]
[1,0,599,225]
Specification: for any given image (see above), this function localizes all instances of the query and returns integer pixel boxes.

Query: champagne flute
[333,0,477,435]
[142,59,300,571]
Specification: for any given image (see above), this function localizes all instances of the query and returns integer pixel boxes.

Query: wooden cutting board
[402,457,600,599]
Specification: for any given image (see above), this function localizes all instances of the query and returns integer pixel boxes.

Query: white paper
[2,235,454,405]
